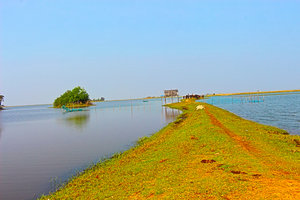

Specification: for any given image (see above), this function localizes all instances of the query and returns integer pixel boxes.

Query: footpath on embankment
[41,101,300,199]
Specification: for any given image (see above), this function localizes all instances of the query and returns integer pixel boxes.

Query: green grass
[40,101,300,199]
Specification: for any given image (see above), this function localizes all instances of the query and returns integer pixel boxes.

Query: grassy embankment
[41,100,300,199]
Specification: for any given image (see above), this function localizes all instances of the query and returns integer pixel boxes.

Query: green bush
[53,86,90,107]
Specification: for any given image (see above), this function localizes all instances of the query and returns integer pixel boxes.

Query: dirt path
[204,106,260,155]
[204,105,300,199]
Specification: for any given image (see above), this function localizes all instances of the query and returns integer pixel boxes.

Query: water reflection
[0,117,2,141]
[0,112,2,140]
[163,106,181,121]
[61,112,90,129]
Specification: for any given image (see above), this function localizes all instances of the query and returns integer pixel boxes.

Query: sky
[1,0,300,106]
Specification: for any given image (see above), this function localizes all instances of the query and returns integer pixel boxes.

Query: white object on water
[196,105,204,110]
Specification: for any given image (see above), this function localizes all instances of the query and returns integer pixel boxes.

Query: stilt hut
[163,89,179,103]
[164,89,178,97]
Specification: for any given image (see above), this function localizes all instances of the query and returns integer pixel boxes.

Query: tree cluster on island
[53,86,91,108]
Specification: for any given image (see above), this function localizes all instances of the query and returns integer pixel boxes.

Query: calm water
[0,99,180,200]
[198,92,300,135]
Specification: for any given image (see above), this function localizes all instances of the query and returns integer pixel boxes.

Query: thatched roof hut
[164,89,178,97]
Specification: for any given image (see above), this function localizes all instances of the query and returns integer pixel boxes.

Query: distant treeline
[92,97,105,102]
[53,86,90,108]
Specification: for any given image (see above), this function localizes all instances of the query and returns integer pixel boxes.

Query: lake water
[0,99,180,200]
[198,92,300,135]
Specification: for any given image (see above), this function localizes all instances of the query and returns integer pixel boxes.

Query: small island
[53,86,93,108]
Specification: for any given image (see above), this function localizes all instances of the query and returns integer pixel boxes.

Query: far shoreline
[210,89,300,96]
[2,89,300,107]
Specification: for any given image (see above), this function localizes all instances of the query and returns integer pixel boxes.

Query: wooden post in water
[164,106,167,120]
[131,100,133,119]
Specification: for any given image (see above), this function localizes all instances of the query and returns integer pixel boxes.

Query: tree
[53,87,90,107]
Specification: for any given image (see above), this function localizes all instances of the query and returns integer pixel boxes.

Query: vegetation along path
[41,101,300,199]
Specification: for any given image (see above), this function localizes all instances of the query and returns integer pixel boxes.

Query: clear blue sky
[1,0,300,106]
